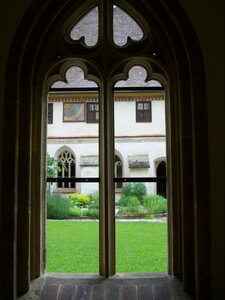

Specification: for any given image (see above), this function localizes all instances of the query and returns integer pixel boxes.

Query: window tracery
[48,0,167,277]
[57,150,76,188]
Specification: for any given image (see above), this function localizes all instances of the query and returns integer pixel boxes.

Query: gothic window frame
[45,2,166,277]
[4,0,211,297]
[57,150,76,189]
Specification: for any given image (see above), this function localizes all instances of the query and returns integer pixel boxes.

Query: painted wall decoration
[63,103,85,122]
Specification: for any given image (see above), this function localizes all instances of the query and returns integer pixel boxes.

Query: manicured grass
[46,220,167,273]
[116,222,167,273]
[46,221,99,273]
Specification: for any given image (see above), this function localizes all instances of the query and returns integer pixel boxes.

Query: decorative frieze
[48,92,165,103]
[80,155,99,166]
[128,154,150,168]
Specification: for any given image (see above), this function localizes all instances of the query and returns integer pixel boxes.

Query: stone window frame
[2,0,211,298]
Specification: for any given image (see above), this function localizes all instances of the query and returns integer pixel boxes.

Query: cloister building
[47,66,166,198]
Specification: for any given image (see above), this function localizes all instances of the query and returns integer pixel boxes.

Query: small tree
[46,154,62,194]
[122,182,147,204]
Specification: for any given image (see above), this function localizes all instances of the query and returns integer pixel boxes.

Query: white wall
[115,101,165,135]
[48,102,98,137]
[48,100,165,137]
[47,99,166,195]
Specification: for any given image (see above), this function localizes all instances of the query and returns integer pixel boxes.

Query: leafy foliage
[47,194,71,219]
[86,207,99,218]
[69,206,82,217]
[47,154,61,178]
[88,191,99,209]
[118,195,141,207]
[143,194,167,214]
[68,193,91,207]
[118,206,140,216]
[122,182,147,203]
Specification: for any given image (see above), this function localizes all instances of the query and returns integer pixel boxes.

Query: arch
[156,161,167,198]
[1,0,210,298]
[54,145,76,161]
[115,154,123,189]
[114,149,124,168]
[57,149,76,189]
[154,156,167,173]
[111,59,168,90]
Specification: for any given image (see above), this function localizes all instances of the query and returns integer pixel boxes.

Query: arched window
[46,3,168,277]
[57,150,76,188]
[3,0,211,298]
[156,161,166,198]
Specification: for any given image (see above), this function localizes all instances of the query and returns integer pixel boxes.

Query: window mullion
[100,0,113,45]
[98,0,115,278]
[99,85,115,278]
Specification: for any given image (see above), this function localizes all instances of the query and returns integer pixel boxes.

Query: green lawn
[46,220,167,273]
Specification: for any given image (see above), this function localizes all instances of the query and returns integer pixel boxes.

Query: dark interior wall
[0,0,224,299]
[0,1,33,226]
[177,1,225,298]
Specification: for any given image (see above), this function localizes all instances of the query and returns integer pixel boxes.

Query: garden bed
[47,184,167,220]
[64,213,167,220]
[116,213,167,219]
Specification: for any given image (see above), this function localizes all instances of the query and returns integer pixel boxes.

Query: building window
[87,102,99,123]
[48,103,53,124]
[136,101,152,122]
[57,150,76,188]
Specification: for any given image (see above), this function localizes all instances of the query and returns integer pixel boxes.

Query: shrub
[122,183,133,196]
[47,194,71,219]
[68,193,91,207]
[118,195,141,207]
[143,195,167,214]
[86,208,99,218]
[69,206,82,217]
[88,191,99,209]
[89,191,99,203]
[144,214,155,219]
[122,183,147,203]
[118,206,140,216]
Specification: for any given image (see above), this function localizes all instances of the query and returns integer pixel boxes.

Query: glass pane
[46,185,99,273]
[113,5,143,46]
[115,183,167,273]
[51,66,98,88]
[114,65,167,273]
[144,103,150,110]
[47,66,99,274]
[70,7,98,47]
[115,66,162,88]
